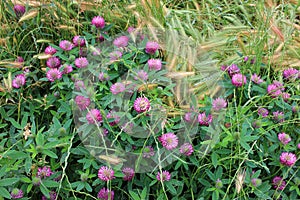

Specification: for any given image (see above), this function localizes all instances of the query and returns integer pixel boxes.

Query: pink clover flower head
[16,56,24,63]
[267,84,279,97]
[86,109,102,124]
[281,92,290,102]
[46,57,61,68]
[228,64,240,77]
[75,57,89,68]
[158,132,178,150]
[11,188,23,199]
[147,58,162,70]
[292,105,299,113]
[113,36,129,48]
[198,112,213,126]
[273,111,284,123]
[12,74,26,88]
[127,26,135,33]
[74,80,86,91]
[110,51,122,61]
[99,72,110,81]
[75,95,91,110]
[98,34,105,42]
[122,167,135,181]
[15,56,24,69]
[212,97,227,111]
[297,143,300,149]
[156,170,171,182]
[60,65,73,74]
[145,41,159,55]
[139,33,145,41]
[134,97,150,113]
[215,179,223,189]
[143,146,155,158]
[283,68,299,80]
[72,35,86,47]
[273,81,284,90]
[184,111,199,125]
[278,132,291,145]
[98,166,115,181]
[272,176,286,190]
[251,178,262,187]
[280,152,297,167]
[231,73,247,87]
[134,70,148,81]
[44,46,57,55]
[251,73,264,84]
[252,120,261,129]
[102,128,109,136]
[257,107,268,117]
[23,67,30,74]
[14,4,25,18]
[49,191,57,200]
[106,110,120,126]
[46,68,62,82]
[110,82,125,95]
[37,166,53,178]
[97,188,114,200]
[42,191,57,200]
[184,112,192,122]
[220,65,228,71]
[179,143,194,156]
[92,16,105,29]
[59,40,74,51]
[184,112,198,124]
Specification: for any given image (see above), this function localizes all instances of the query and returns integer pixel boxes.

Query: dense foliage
[0,1,299,200]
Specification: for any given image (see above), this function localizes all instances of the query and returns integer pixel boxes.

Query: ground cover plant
[0,0,299,199]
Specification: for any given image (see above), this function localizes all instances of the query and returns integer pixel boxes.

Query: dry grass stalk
[18,9,38,22]
[269,18,285,42]
[137,84,158,92]
[11,0,43,7]
[2,72,12,93]
[275,42,284,54]
[235,168,246,194]
[289,0,300,4]
[265,0,275,7]
[0,38,8,46]
[98,155,123,165]
[179,104,205,109]
[290,61,300,67]
[282,19,300,30]
[33,53,52,60]
[167,111,182,117]
[166,72,195,79]
[0,86,5,92]
[78,1,96,11]
[0,61,23,68]
[167,97,175,108]
[52,1,67,13]
[279,59,300,67]
[23,123,32,140]
[56,25,76,35]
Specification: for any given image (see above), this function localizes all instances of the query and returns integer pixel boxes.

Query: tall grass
[0,0,299,199]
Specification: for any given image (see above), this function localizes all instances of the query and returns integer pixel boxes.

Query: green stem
[17,90,22,123]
